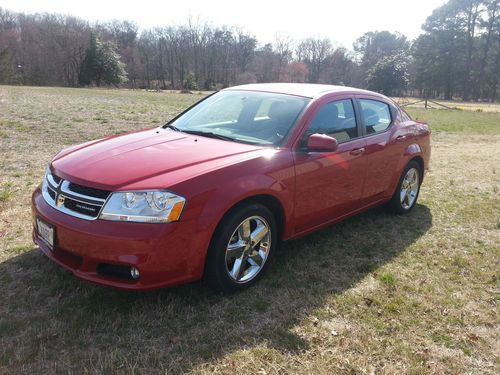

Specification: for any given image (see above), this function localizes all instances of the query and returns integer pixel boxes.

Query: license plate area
[36,218,54,250]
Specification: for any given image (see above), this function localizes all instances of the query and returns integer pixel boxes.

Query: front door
[293,98,367,233]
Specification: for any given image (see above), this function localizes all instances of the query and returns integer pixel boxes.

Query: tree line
[0,0,498,101]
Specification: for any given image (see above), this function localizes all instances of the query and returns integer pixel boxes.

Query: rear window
[359,99,392,134]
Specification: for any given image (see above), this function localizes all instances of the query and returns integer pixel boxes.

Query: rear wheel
[386,160,422,214]
[205,203,277,292]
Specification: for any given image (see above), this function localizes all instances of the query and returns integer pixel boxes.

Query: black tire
[385,160,422,214]
[204,203,277,293]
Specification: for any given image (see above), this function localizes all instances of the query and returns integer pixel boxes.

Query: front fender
[181,165,294,279]
[197,173,293,237]
[169,149,295,249]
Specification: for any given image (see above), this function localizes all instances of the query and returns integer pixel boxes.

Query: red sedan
[32,83,431,292]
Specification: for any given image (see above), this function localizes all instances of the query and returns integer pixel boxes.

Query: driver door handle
[350,147,365,156]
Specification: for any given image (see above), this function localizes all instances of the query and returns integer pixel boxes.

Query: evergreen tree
[366,53,410,95]
[353,31,411,95]
[79,33,127,86]
[0,48,16,84]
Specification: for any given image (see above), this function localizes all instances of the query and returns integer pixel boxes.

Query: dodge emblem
[56,195,65,207]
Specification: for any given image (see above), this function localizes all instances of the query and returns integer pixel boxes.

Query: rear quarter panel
[388,110,431,196]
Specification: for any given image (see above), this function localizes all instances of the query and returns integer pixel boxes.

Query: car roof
[224,83,380,99]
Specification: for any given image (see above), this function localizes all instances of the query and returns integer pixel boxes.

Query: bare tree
[297,38,333,83]
[274,34,294,79]
[0,1,498,100]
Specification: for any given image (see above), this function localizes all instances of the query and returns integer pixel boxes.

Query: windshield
[165,90,310,146]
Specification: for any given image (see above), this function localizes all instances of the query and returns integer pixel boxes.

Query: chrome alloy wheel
[400,167,420,210]
[225,216,271,283]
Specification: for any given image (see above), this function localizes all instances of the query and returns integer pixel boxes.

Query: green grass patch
[379,272,396,286]
[0,189,13,202]
[406,108,500,135]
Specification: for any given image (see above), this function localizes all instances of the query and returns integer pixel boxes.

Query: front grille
[42,171,111,220]
[51,174,62,185]
[63,198,102,217]
[68,182,111,200]
[47,186,56,200]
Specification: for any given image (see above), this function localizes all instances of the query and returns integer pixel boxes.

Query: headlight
[99,191,186,223]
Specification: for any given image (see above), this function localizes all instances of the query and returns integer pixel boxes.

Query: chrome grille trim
[47,172,61,188]
[42,171,110,221]
[60,180,107,203]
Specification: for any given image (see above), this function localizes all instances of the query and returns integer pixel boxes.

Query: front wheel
[386,161,422,214]
[205,203,277,293]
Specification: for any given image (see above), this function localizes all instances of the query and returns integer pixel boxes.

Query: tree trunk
[490,37,500,102]
[145,55,150,89]
[475,1,497,101]
[463,1,481,101]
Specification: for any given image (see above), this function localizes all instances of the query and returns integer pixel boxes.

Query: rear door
[356,97,409,201]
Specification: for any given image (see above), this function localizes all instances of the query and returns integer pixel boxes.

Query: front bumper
[31,187,211,290]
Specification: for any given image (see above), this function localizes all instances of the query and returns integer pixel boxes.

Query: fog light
[130,267,140,280]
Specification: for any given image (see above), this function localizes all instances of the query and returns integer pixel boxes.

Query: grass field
[393,97,500,113]
[0,86,499,374]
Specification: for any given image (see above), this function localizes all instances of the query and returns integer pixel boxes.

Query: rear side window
[307,99,357,143]
[359,99,392,134]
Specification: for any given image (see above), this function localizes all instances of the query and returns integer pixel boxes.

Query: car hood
[51,128,266,191]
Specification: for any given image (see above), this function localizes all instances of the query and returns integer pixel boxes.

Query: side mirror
[306,133,338,152]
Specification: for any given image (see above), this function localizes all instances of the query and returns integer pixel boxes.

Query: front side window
[306,99,357,143]
[359,99,392,134]
[168,90,310,146]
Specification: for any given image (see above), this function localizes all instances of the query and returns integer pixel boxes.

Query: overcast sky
[2,0,446,49]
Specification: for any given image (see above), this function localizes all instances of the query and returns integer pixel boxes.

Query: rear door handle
[350,147,365,156]
[396,135,407,142]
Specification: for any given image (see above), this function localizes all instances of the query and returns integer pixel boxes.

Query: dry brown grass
[0,86,499,374]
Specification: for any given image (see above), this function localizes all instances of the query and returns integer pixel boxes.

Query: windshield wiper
[181,130,237,142]
[163,124,181,131]
[163,127,260,145]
